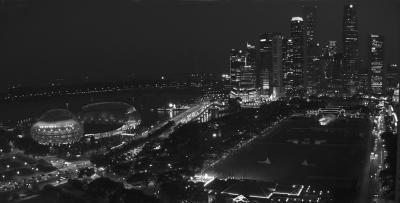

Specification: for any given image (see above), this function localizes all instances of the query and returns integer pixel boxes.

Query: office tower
[393,84,399,104]
[342,4,360,92]
[369,34,384,95]
[303,5,316,46]
[242,43,258,102]
[327,41,337,57]
[230,49,246,99]
[243,43,257,95]
[357,71,369,95]
[271,34,284,98]
[259,33,284,98]
[229,43,257,103]
[332,53,343,81]
[259,33,273,95]
[290,17,305,91]
[332,53,344,92]
[282,37,295,95]
[386,64,400,96]
[303,5,318,93]
[321,41,338,83]
[397,112,400,202]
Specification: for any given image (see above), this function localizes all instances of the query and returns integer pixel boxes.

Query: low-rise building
[205,179,333,203]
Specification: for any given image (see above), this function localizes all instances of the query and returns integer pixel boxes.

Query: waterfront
[0,88,202,129]
[1,0,399,201]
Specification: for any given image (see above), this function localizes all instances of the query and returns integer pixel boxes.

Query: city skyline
[0,0,399,91]
[1,1,400,202]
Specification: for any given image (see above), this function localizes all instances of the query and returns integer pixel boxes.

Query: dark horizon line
[1,71,227,90]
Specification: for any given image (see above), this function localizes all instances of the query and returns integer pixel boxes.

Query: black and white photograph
[0,0,400,202]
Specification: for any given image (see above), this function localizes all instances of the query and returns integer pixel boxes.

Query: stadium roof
[38,109,76,122]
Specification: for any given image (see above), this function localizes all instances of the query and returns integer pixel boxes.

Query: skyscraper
[259,33,273,95]
[394,84,399,104]
[230,49,246,98]
[369,34,384,95]
[303,5,318,93]
[229,44,257,102]
[342,4,359,89]
[303,5,316,46]
[290,17,305,92]
[259,33,284,98]
[386,64,400,96]
[333,53,344,85]
[271,34,284,98]
[396,110,400,202]
[243,43,257,96]
[282,37,294,95]
[322,41,338,84]
[327,41,337,57]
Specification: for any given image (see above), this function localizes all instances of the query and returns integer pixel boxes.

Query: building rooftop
[221,180,275,197]
[205,179,332,202]
[291,17,303,22]
[38,109,76,122]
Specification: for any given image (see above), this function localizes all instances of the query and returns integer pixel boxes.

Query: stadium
[30,109,84,145]
[79,102,141,135]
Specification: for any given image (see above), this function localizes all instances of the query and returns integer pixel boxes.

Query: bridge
[138,100,213,138]
[84,101,213,140]
[317,107,345,115]
[171,101,212,124]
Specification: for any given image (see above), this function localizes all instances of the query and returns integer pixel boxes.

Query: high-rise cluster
[229,3,399,102]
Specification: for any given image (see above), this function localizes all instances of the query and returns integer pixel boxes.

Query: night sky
[0,0,399,91]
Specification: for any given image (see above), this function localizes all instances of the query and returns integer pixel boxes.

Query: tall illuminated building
[394,84,399,104]
[303,5,316,46]
[357,71,369,95]
[282,37,294,95]
[229,43,257,102]
[386,64,400,96]
[230,49,246,98]
[290,17,305,92]
[259,33,284,98]
[242,43,258,101]
[271,34,284,98]
[333,53,344,89]
[327,41,337,57]
[369,34,384,95]
[303,5,318,92]
[259,33,273,95]
[342,4,359,91]
[321,41,337,84]
[397,108,400,202]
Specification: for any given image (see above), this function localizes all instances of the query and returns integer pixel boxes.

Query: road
[367,106,393,203]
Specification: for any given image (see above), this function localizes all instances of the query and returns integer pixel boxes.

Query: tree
[228,98,241,112]
[87,177,124,201]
